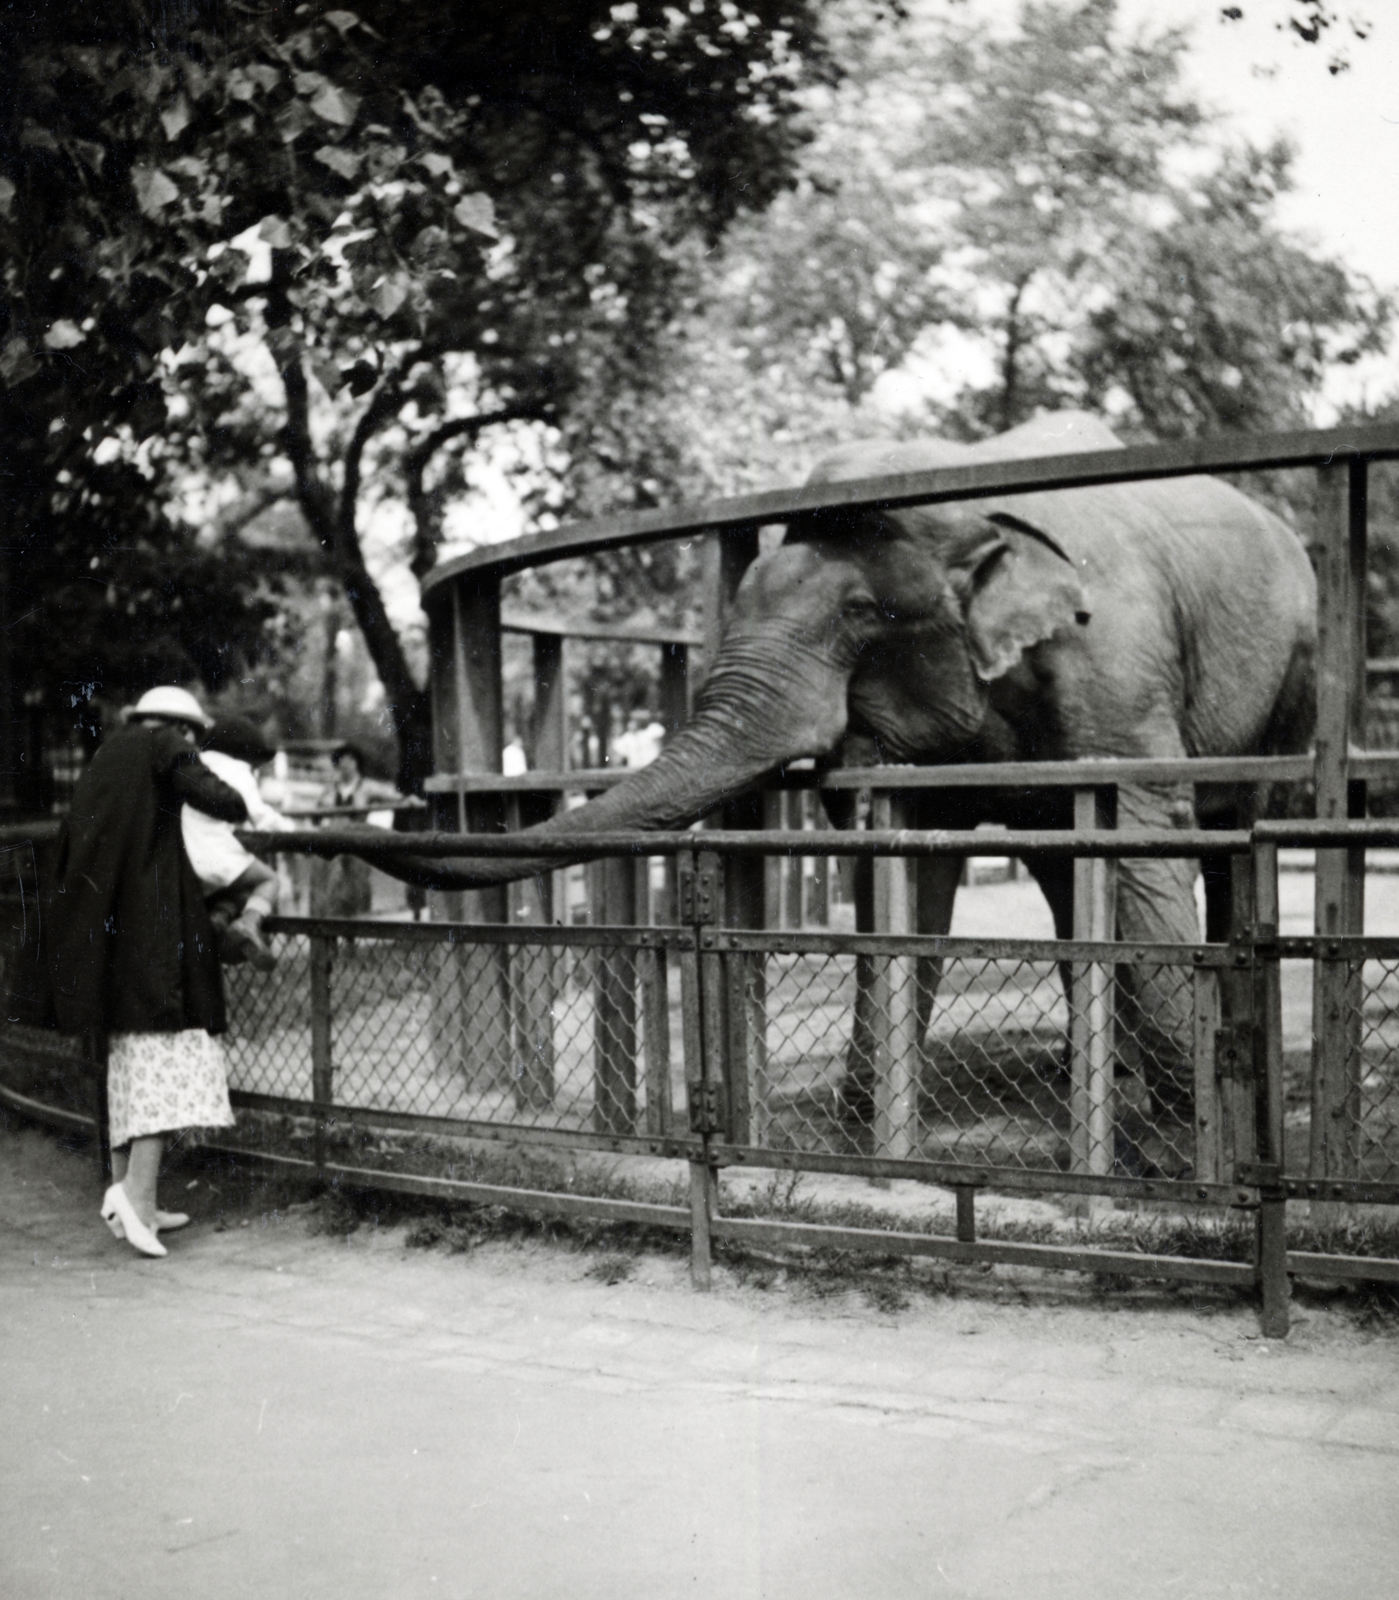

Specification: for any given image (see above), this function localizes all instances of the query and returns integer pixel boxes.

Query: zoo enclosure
[6,420,1399,1335]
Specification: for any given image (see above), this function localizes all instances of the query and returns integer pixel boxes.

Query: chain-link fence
[224,921,692,1144]
[718,936,1223,1185]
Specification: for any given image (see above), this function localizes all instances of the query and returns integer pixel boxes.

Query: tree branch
[406,404,550,577]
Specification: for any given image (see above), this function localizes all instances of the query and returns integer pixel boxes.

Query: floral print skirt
[106,1029,236,1148]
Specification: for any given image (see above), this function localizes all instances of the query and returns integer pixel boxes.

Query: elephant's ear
[959,512,1090,682]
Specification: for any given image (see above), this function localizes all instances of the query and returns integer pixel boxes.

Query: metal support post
[594,854,638,1134]
[1069,788,1116,1178]
[955,1185,977,1244]
[310,934,334,1175]
[1311,461,1367,1193]
[1253,837,1290,1335]
[870,791,919,1161]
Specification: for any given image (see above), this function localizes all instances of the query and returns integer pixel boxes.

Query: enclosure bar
[422,752,1399,797]
[1283,1252,1399,1285]
[870,792,919,1162]
[709,930,1230,963]
[1253,837,1290,1336]
[722,949,755,1145]
[639,945,673,1136]
[529,632,568,776]
[501,609,704,647]
[1191,967,1223,1186]
[504,794,558,1116]
[955,1187,976,1244]
[1069,789,1115,1180]
[1253,841,1285,1170]
[245,1153,695,1231]
[688,1159,713,1291]
[1310,460,1367,1188]
[708,1216,1257,1286]
[423,420,1399,589]
[244,826,1251,859]
[309,935,333,1175]
[594,856,638,1136]
[229,1090,703,1161]
[262,916,691,950]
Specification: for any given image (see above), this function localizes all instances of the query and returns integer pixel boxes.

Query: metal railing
[11,805,1399,1330]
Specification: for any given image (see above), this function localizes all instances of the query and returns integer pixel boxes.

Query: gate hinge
[679,854,721,925]
[1214,1022,1254,1081]
[687,1079,726,1136]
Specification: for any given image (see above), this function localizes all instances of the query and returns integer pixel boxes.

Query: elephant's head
[358,483,1090,892]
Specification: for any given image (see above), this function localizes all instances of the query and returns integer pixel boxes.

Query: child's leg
[204,885,244,932]
[233,858,280,920]
[223,861,279,971]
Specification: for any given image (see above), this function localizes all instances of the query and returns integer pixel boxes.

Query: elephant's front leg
[841,852,963,1135]
[915,853,963,1047]
[1113,784,1204,1167]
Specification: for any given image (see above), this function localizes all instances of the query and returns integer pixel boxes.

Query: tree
[0,0,829,792]
[685,0,1389,447]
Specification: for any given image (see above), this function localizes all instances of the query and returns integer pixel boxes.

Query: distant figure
[311,742,401,917]
[502,738,528,776]
[612,709,665,769]
[182,717,290,970]
[49,685,248,1259]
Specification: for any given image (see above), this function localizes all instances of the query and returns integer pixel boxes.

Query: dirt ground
[4,1117,1399,1600]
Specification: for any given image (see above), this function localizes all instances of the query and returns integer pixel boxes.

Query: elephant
[360,411,1316,1138]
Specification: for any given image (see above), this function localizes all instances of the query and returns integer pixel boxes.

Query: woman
[310,743,398,917]
[50,686,250,1259]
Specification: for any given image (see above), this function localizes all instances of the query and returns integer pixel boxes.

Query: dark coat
[49,722,249,1036]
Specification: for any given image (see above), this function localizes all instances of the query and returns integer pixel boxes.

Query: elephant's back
[1010,474,1316,757]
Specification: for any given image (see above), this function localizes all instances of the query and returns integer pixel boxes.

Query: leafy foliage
[0,0,827,784]
[690,0,1389,441]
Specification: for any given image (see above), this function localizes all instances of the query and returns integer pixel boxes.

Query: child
[181,717,290,971]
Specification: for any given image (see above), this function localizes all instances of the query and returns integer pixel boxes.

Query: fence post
[870,791,919,1161]
[1253,836,1290,1336]
[310,934,333,1175]
[1069,788,1116,1180]
[1191,964,1224,1185]
[1311,460,1367,1198]
[593,854,638,1134]
[639,935,672,1137]
[805,791,830,928]
[683,847,721,1290]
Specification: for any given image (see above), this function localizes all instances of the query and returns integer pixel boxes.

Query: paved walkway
[3,1122,1397,1599]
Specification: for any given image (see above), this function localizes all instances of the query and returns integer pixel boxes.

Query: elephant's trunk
[352,719,783,892]
[355,624,849,893]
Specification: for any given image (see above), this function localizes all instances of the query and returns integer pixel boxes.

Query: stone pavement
[3,1122,1398,1600]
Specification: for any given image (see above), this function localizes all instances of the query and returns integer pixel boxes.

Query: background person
[49,685,249,1259]
[310,742,403,917]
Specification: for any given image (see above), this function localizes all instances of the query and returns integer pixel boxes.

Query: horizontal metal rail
[242,826,1251,860]
[708,1215,1258,1286]
[699,928,1234,963]
[260,914,690,949]
[423,419,1399,588]
[710,1145,1257,1207]
[1256,819,1399,849]
[423,751,1399,796]
[232,1089,704,1163]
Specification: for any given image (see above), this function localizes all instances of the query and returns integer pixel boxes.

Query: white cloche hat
[125,685,214,729]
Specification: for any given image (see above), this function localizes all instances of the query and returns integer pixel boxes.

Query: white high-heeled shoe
[100,1184,167,1258]
[104,1208,191,1239]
